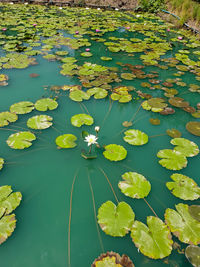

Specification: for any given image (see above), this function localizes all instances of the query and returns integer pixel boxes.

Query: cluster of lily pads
[0,3,200,267]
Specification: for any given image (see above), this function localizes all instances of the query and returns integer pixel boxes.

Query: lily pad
[27,115,53,130]
[123,129,148,146]
[35,98,58,111]
[157,149,187,170]
[189,206,200,222]
[166,173,200,200]
[0,112,18,127]
[121,73,135,80]
[122,121,133,127]
[97,201,135,237]
[55,134,77,148]
[149,118,160,125]
[10,101,34,114]
[81,52,92,57]
[100,57,112,61]
[118,172,151,199]
[0,158,4,171]
[171,138,199,157]
[165,203,200,245]
[103,144,127,161]
[166,129,182,138]
[69,89,90,102]
[0,214,16,245]
[185,245,200,267]
[92,251,134,267]
[186,122,200,136]
[6,131,36,149]
[87,87,108,99]
[131,216,173,259]
[71,114,94,127]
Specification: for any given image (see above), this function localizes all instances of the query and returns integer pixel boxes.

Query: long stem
[87,169,104,253]
[143,198,158,218]
[98,166,119,203]
[129,102,142,122]
[68,168,80,267]
[89,144,92,154]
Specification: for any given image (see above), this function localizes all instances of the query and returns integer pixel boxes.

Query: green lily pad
[81,52,92,57]
[6,131,36,149]
[92,252,134,267]
[149,118,160,125]
[189,206,200,222]
[27,115,53,130]
[0,214,16,245]
[121,73,135,80]
[157,149,187,170]
[0,112,18,127]
[69,89,90,102]
[35,98,58,111]
[71,114,94,127]
[185,245,200,267]
[123,129,148,146]
[165,203,200,245]
[100,57,112,61]
[147,98,167,109]
[10,101,34,114]
[166,173,200,200]
[103,144,127,161]
[87,87,108,99]
[55,134,77,148]
[171,138,199,157]
[186,122,200,136]
[141,100,163,113]
[166,129,182,138]
[118,172,151,199]
[131,216,173,259]
[97,201,135,237]
[0,158,4,170]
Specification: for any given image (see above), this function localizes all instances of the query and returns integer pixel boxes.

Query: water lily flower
[85,7,89,9]
[115,8,119,10]
[10,2,13,4]
[97,8,100,10]
[84,134,98,146]
[33,23,37,27]
[95,126,100,132]
[167,28,170,32]
[75,31,79,34]
[178,36,183,40]
[126,26,130,30]
[85,48,90,52]
[59,7,62,9]
[2,28,7,31]
[96,29,100,32]
[136,14,140,18]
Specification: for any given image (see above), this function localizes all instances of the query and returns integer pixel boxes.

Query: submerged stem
[87,169,104,253]
[143,198,158,218]
[98,166,119,203]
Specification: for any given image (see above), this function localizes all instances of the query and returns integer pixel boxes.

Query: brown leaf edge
[91,251,135,267]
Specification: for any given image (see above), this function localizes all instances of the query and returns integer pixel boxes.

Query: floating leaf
[131,216,173,259]
[0,158,4,171]
[6,131,36,149]
[27,115,53,130]
[0,112,18,127]
[122,121,132,127]
[169,97,189,108]
[92,251,135,267]
[166,173,200,200]
[166,129,182,138]
[148,98,167,109]
[149,118,160,125]
[35,98,58,111]
[87,87,108,99]
[71,114,94,127]
[185,245,200,267]
[142,100,163,113]
[10,101,34,114]
[69,89,90,102]
[97,201,135,237]
[118,172,151,199]
[123,129,148,146]
[100,57,112,61]
[103,144,127,161]
[0,214,16,245]
[121,73,135,80]
[157,149,187,170]
[186,121,200,136]
[55,134,77,148]
[189,206,200,222]
[165,203,200,245]
[171,138,199,157]
[81,52,92,57]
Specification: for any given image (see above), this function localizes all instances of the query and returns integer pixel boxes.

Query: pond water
[0,4,200,267]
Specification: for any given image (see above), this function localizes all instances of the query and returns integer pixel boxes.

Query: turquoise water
[0,5,200,267]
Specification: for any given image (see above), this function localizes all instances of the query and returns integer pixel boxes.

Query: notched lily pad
[186,122,200,136]
[0,112,18,127]
[0,158,4,171]
[103,144,127,161]
[171,138,199,157]
[35,98,58,111]
[185,245,200,267]
[87,87,108,99]
[97,201,135,237]
[27,115,53,130]
[131,216,173,259]
[71,114,94,127]
[55,134,77,148]
[123,129,148,146]
[166,129,182,138]
[6,131,36,149]
[189,206,200,222]
[166,173,200,200]
[149,118,160,125]
[118,172,151,199]
[10,101,34,114]
[157,149,187,170]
